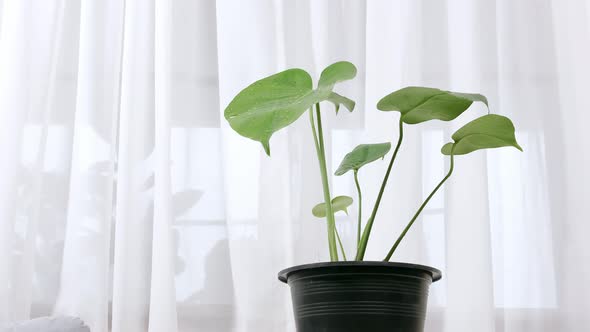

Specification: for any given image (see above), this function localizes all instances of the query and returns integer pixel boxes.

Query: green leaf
[224,69,316,155]
[312,196,354,218]
[318,61,357,91]
[441,114,523,155]
[326,92,355,114]
[318,62,357,114]
[377,86,488,124]
[334,143,391,176]
[224,62,357,155]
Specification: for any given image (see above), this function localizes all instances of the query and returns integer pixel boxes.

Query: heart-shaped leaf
[377,86,488,124]
[318,62,357,114]
[441,114,523,155]
[318,61,357,91]
[224,69,316,155]
[312,196,353,218]
[326,92,355,114]
[224,62,357,155]
[334,143,391,176]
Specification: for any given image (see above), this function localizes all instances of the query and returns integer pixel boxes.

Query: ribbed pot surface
[278,262,441,332]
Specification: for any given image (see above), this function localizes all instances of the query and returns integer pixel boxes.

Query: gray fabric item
[0,317,90,332]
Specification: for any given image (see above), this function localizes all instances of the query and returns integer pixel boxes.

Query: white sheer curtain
[0,0,588,331]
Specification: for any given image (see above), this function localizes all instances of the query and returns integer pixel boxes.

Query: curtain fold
[0,0,588,331]
[111,1,156,331]
[0,0,32,321]
[150,1,178,332]
[56,2,121,332]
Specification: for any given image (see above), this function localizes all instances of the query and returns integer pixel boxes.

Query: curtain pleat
[0,0,32,321]
[149,0,178,331]
[56,1,122,331]
[111,1,155,331]
[17,0,66,321]
[550,0,590,330]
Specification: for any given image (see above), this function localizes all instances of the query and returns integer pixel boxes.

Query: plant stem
[384,153,455,261]
[309,105,339,261]
[356,118,404,260]
[354,170,362,247]
[335,226,347,261]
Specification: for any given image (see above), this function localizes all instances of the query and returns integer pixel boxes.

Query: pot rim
[278,261,442,283]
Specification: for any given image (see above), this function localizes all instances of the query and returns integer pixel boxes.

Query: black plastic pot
[278,261,441,332]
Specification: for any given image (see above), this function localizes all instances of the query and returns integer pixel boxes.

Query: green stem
[309,105,339,261]
[384,153,455,261]
[354,170,362,247]
[335,226,347,261]
[356,118,404,260]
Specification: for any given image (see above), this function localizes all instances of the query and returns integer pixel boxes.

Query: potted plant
[224,61,522,332]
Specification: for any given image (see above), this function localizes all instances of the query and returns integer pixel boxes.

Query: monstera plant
[224,61,522,332]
